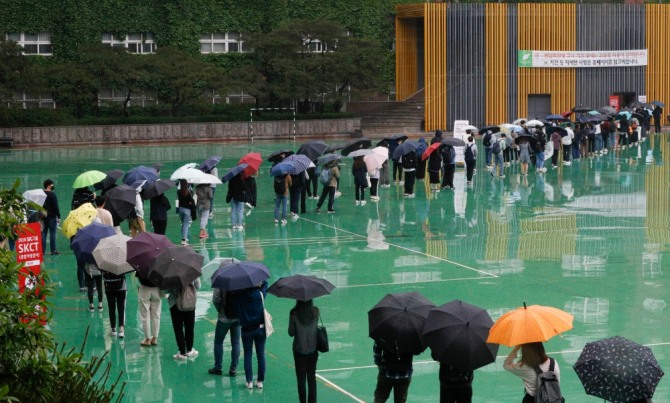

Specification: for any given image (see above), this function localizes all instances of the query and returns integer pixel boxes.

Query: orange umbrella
[421,142,442,161]
[486,303,573,347]
[238,152,262,178]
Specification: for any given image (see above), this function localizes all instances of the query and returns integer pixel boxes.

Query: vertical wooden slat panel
[517,3,576,119]
[396,17,418,101]
[646,4,670,108]
[424,3,447,131]
[485,3,507,125]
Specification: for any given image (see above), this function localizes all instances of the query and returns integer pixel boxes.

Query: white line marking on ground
[300,217,498,278]
[316,373,366,402]
[338,276,491,289]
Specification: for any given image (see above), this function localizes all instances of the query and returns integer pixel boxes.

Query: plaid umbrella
[574,336,664,402]
[147,246,204,290]
[92,233,135,275]
[72,222,116,264]
[284,154,312,174]
[270,161,297,177]
[126,232,174,277]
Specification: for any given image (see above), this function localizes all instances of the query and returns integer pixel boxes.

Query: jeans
[594,134,603,152]
[485,147,492,166]
[373,371,411,403]
[493,153,504,176]
[178,207,191,240]
[242,326,266,383]
[274,194,288,220]
[42,216,58,253]
[170,305,195,355]
[213,320,241,372]
[535,152,545,170]
[317,186,335,211]
[294,351,318,403]
[230,200,244,226]
[105,290,127,329]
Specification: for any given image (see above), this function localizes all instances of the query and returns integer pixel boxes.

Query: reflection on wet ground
[4,136,670,401]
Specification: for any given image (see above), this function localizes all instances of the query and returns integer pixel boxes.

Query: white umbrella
[23,189,47,206]
[170,163,197,181]
[513,118,527,125]
[462,125,479,133]
[526,119,544,128]
[364,147,388,174]
[171,167,222,184]
[348,149,372,158]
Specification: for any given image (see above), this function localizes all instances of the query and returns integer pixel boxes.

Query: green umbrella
[72,170,107,189]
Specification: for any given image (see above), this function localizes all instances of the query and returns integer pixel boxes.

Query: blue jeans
[595,134,603,151]
[178,207,191,240]
[536,152,545,170]
[493,153,504,176]
[42,216,58,253]
[485,147,492,166]
[214,320,241,372]
[231,200,244,226]
[274,195,288,220]
[242,326,266,383]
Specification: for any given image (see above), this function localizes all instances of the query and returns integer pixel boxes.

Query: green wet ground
[2,135,670,402]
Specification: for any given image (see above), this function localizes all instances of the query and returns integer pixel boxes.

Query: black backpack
[274,175,287,195]
[464,144,474,161]
[533,358,565,403]
[491,139,501,154]
[402,152,417,169]
[483,132,492,147]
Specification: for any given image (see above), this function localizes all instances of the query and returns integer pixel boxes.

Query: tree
[0,181,125,402]
[0,39,36,104]
[45,62,99,118]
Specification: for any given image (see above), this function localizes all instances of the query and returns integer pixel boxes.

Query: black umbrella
[368,291,435,354]
[383,134,408,142]
[546,126,568,137]
[479,125,500,134]
[211,261,270,291]
[341,138,372,156]
[324,143,345,154]
[597,106,617,115]
[574,336,664,403]
[199,156,222,173]
[267,275,335,301]
[267,150,294,163]
[141,179,176,200]
[105,184,137,220]
[392,141,420,160]
[147,246,204,290]
[651,100,665,108]
[440,138,466,147]
[126,232,175,278]
[571,105,593,113]
[316,154,342,166]
[422,300,499,371]
[514,134,538,147]
[297,140,328,161]
[94,169,124,191]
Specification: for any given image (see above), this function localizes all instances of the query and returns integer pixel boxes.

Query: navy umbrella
[341,138,372,156]
[574,336,664,403]
[105,184,138,220]
[72,222,116,264]
[221,163,248,183]
[392,140,420,160]
[270,161,297,177]
[267,150,294,164]
[123,165,159,186]
[211,261,271,291]
[297,140,328,161]
[199,156,222,173]
[284,154,312,174]
[546,114,567,121]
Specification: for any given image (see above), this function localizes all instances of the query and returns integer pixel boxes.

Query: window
[98,89,157,107]
[209,90,255,104]
[7,32,52,55]
[200,32,244,54]
[102,33,156,54]
[11,93,55,109]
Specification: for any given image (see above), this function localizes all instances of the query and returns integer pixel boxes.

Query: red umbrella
[561,110,573,118]
[238,152,262,178]
[421,142,442,161]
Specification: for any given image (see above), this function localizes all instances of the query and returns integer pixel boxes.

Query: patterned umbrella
[126,232,174,277]
[284,154,312,174]
[61,203,98,239]
[147,246,204,290]
[270,161,298,177]
[92,233,135,275]
[71,222,116,264]
[72,170,107,189]
[238,152,263,178]
[574,336,664,403]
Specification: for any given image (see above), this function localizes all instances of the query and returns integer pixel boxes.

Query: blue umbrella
[211,261,271,291]
[615,111,632,121]
[284,154,312,174]
[651,100,665,108]
[72,222,116,264]
[392,140,420,160]
[270,161,297,177]
[546,114,567,121]
[316,154,342,166]
[199,156,222,173]
[123,166,159,186]
[221,163,248,183]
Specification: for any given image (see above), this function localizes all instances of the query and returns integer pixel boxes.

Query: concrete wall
[0,118,361,147]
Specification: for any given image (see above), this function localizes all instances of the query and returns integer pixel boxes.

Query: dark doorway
[527,94,551,120]
[613,92,636,108]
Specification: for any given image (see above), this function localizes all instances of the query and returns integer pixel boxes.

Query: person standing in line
[94,196,113,226]
[85,262,104,312]
[439,363,474,403]
[482,131,494,169]
[441,145,456,190]
[168,276,201,360]
[653,105,663,134]
[149,192,171,235]
[208,166,218,218]
[305,166,318,200]
[378,140,391,188]
[503,343,561,403]
[226,174,247,231]
[209,287,241,376]
[560,129,572,166]
[177,179,196,244]
[288,300,320,403]
[428,144,443,193]
[138,272,162,347]
[491,133,507,178]
[550,129,561,169]
[230,281,268,389]
[195,183,213,239]
[315,161,340,213]
[274,174,291,225]
[71,186,94,211]
[352,156,369,206]
[103,270,127,338]
[416,138,428,181]
[464,136,477,188]
[128,187,145,237]
[369,165,380,202]
[391,138,404,185]
[517,138,531,176]
[42,179,60,255]
[373,340,414,403]
[288,171,304,219]
[401,150,417,198]
[245,174,258,211]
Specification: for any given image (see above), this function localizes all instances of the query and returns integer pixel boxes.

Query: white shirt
[503,350,561,396]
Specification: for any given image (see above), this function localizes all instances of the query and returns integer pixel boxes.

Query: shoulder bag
[260,292,274,338]
[317,315,329,353]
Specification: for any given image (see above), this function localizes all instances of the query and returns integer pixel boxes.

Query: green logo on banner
[518,50,533,67]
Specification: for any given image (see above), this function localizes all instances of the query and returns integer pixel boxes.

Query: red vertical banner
[609,95,620,112]
[15,223,47,325]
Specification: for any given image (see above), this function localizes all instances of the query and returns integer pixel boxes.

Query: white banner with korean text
[518,49,647,68]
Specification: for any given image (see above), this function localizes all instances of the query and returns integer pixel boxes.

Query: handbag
[316,315,329,353]
[260,292,274,338]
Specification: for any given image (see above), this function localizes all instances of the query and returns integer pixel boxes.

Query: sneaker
[499,175,505,179]
[246,382,253,390]
[327,210,335,214]
[355,200,360,206]
[334,191,342,198]
[98,302,103,311]
[110,328,117,337]
[80,287,87,292]
[360,200,366,206]
[173,353,187,361]
[315,208,321,213]
[409,193,416,198]
[51,250,61,255]
[186,349,199,358]
[290,212,298,218]
[281,219,287,225]
[229,369,237,377]
[381,184,391,188]
[274,219,278,225]
[490,171,495,177]
[398,181,404,185]
[209,368,223,375]
[118,330,124,338]
[256,381,264,389]
[180,239,188,245]
[89,304,94,312]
